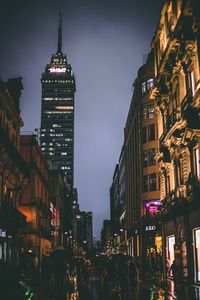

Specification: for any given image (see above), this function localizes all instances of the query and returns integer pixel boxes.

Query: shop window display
[193,228,200,283]
[166,235,175,276]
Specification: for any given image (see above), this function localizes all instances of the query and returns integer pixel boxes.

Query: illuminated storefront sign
[49,67,66,73]
[50,202,60,227]
[145,225,156,232]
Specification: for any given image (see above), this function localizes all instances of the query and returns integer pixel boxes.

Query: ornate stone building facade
[0,78,29,282]
[150,0,200,283]
[19,135,52,266]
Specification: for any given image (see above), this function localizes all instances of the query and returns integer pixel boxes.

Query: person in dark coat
[118,260,129,299]
[128,260,139,297]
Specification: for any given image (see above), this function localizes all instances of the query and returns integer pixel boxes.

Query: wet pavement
[88,275,200,300]
[12,270,200,300]
[4,272,199,300]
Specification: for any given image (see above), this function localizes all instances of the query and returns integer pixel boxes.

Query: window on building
[148,124,155,141]
[166,175,170,194]
[143,105,147,120]
[143,150,148,168]
[158,175,161,191]
[175,160,183,186]
[186,69,195,96]
[147,79,154,91]
[148,148,156,166]
[142,82,146,95]
[142,127,147,143]
[194,148,200,178]
[190,70,195,96]
[147,102,155,119]
[143,175,148,192]
[149,173,157,191]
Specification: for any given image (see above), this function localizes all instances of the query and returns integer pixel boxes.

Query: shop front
[142,217,162,276]
[162,213,189,283]
[0,229,12,266]
[185,197,200,284]
[0,203,27,278]
[0,227,19,281]
[193,228,200,283]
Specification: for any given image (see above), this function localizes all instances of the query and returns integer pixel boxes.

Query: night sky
[0,0,162,240]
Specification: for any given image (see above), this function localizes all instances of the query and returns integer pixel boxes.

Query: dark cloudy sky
[0,0,162,239]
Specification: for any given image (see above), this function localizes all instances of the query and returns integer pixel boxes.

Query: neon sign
[145,201,161,215]
[49,67,66,73]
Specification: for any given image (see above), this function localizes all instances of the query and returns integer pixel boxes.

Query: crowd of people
[39,249,92,300]
[25,250,141,300]
[34,251,163,300]
[0,247,181,300]
[94,253,140,300]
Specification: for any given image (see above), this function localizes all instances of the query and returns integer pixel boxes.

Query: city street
[88,275,200,300]
[1,253,200,300]
[35,268,200,300]
[1,1,200,300]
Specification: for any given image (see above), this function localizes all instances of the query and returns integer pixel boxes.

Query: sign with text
[145,225,156,232]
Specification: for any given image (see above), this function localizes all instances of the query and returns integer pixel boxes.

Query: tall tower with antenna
[40,14,76,190]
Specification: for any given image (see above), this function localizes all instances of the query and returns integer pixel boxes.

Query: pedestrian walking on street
[118,259,129,299]
[143,256,150,280]
[41,254,49,282]
[102,258,115,300]
[128,260,139,297]
[47,248,74,300]
[78,281,91,300]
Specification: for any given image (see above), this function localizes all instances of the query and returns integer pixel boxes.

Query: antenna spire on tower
[57,13,62,54]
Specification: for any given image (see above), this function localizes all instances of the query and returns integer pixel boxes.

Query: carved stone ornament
[182,128,194,144]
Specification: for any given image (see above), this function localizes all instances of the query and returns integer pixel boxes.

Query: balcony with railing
[162,185,187,213]
[160,108,181,145]
[181,88,200,129]
[187,175,200,201]
[181,89,193,114]
[159,87,197,145]
[162,190,176,210]
[156,11,195,77]
[192,86,200,108]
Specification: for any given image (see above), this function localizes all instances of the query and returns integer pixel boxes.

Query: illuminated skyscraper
[40,14,76,189]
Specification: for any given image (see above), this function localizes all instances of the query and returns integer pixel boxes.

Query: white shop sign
[145,225,156,231]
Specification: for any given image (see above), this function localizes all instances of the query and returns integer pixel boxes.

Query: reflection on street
[1,251,200,299]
